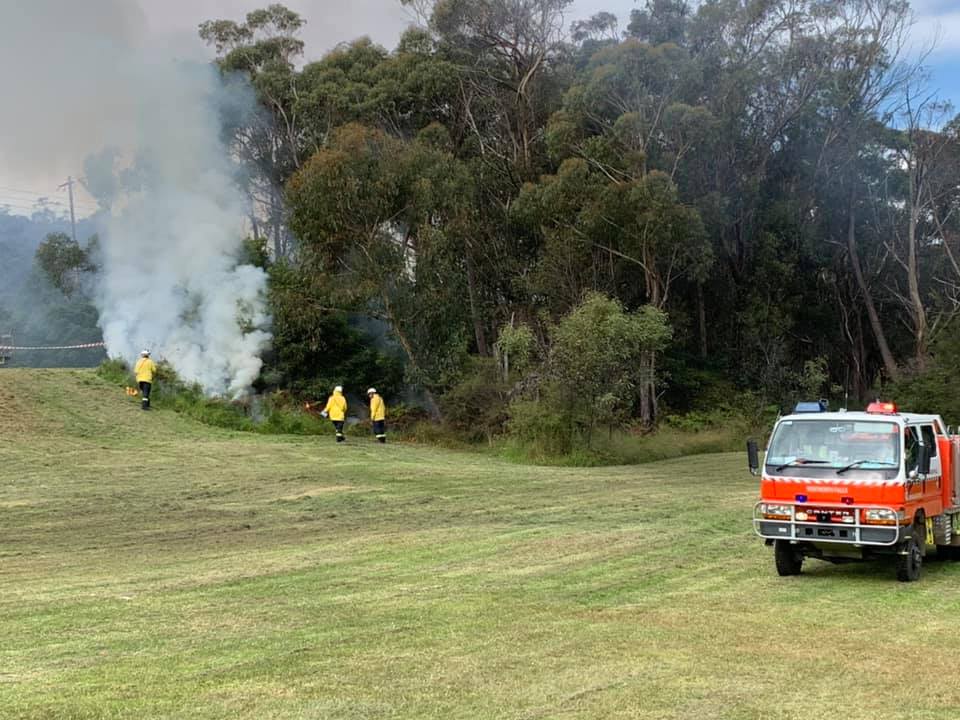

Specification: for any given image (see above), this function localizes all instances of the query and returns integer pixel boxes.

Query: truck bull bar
[752,501,903,547]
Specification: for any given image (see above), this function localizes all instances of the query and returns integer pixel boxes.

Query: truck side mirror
[747,439,760,476]
[917,444,931,476]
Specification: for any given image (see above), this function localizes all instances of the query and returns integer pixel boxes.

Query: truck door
[921,424,943,498]
[907,424,943,501]
[921,425,942,475]
[906,426,922,500]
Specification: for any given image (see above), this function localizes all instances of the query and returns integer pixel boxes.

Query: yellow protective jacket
[134,357,157,383]
[370,393,386,422]
[324,391,347,421]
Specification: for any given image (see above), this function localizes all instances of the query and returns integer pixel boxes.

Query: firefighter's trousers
[139,381,152,410]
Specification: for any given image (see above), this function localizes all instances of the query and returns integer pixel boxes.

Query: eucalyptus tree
[200,4,306,258]
[286,123,482,414]
[404,0,573,178]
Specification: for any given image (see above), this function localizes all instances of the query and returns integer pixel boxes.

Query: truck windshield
[766,419,900,471]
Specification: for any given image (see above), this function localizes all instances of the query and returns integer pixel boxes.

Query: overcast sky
[1,0,958,219]
[140,0,644,59]
[135,0,960,66]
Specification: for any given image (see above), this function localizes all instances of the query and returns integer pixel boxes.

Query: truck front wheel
[774,540,803,576]
[896,527,923,582]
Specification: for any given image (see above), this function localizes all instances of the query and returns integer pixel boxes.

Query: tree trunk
[465,251,489,356]
[381,290,443,421]
[847,197,899,381]
[836,278,862,404]
[855,310,867,401]
[697,282,708,359]
[907,191,927,368]
[270,187,283,260]
[638,350,657,429]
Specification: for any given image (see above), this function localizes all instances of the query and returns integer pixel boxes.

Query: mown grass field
[3,369,960,719]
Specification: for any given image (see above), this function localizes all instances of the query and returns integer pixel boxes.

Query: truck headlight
[862,508,905,526]
[761,504,792,520]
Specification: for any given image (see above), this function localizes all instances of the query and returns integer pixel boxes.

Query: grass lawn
[2,368,960,719]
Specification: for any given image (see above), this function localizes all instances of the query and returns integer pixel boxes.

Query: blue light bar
[793,400,828,413]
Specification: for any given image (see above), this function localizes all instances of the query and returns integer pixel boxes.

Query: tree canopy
[191,0,960,436]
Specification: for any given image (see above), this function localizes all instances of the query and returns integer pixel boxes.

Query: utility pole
[58,176,77,244]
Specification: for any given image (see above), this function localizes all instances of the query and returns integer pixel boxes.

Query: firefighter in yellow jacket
[367,388,387,443]
[134,350,157,411]
[322,385,348,442]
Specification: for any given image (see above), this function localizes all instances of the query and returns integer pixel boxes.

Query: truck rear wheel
[774,540,803,576]
[896,529,923,582]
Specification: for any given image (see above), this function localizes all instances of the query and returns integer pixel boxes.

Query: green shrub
[254,392,328,435]
[890,367,960,427]
[402,419,478,450]
[439,357,510,442]
[495,323,536,378]
[506,398,575,455]
[499,422,747,466]
[886,323,960,427]
[171,395,254,431]
[543,293,671,438]
[385,403,431,434]
[257,409,318,435]
[97,357,131,386]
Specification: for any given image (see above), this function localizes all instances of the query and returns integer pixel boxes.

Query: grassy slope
[2,369,960,719]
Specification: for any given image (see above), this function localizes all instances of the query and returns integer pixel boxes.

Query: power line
[0,197,99,215]
[0,195,98,211]
[0,185,99,210]
[0,194,84,207]
[0,201,72,213]
[0,200,98,215]
[0,203,83,216]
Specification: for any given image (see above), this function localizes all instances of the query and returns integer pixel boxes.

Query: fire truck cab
[750,401,960,581]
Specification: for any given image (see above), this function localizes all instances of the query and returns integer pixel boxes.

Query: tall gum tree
[200,4,306,259]
[286,123,480,416]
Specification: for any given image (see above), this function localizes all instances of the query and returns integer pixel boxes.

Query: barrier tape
[0,342,106,351]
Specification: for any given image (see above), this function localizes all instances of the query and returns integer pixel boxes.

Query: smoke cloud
[0,1,271,396]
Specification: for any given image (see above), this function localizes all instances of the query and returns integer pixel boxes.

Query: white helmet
[334,385,343,393]
[367,387,377,395]
[140,349,150,356]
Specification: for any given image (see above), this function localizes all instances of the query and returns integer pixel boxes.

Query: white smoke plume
[0,1,271,396]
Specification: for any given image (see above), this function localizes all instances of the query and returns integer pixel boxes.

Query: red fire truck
[750,401,960,581]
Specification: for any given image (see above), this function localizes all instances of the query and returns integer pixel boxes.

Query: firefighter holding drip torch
[134,350,157,411]
[322,385,348,442]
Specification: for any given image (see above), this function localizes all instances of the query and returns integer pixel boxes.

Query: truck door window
[905,427,920,472]
[921,425,938,457]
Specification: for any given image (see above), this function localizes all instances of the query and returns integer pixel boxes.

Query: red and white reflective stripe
[0,342,105,351]
[766,475,902,487]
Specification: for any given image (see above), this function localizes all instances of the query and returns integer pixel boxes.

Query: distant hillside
[0,210,104,367]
